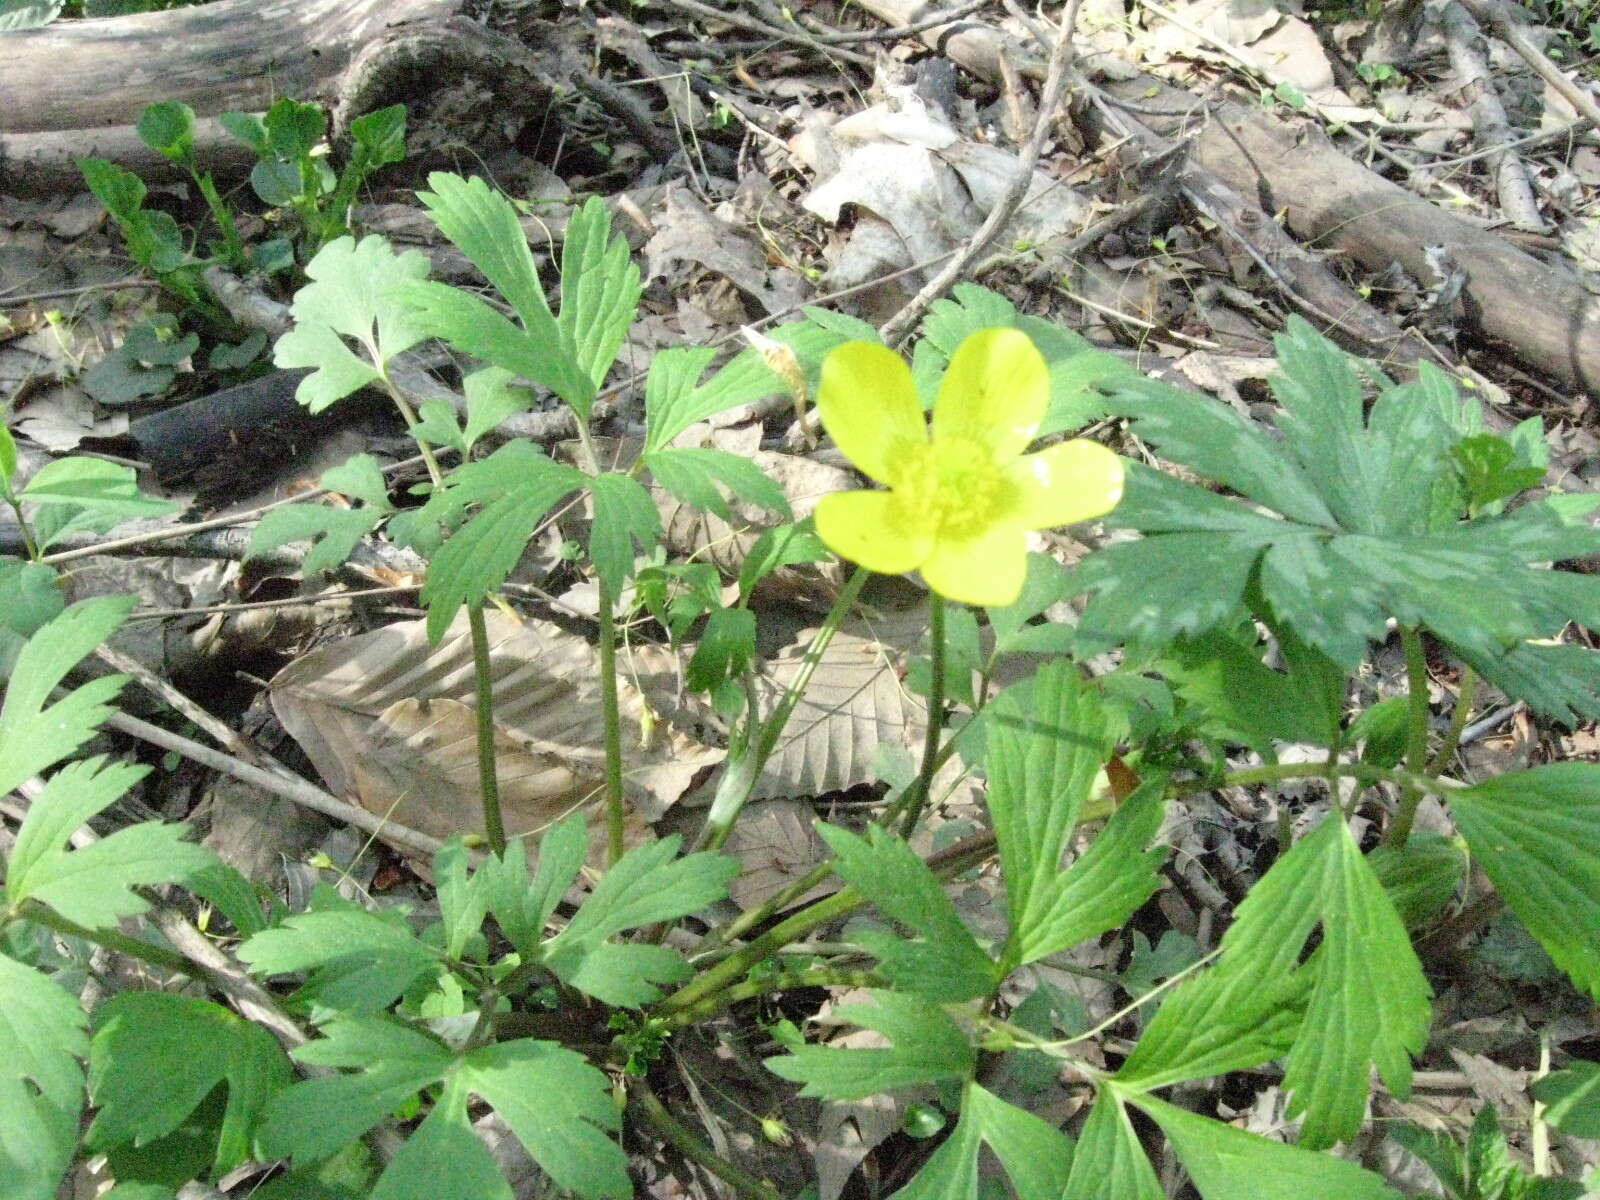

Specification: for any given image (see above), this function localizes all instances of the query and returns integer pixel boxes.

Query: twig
[877,0,1084,345]
[796,0,990,44]
[104,708,447,860]
[1458,0,1600,130]
[664,0,874,67]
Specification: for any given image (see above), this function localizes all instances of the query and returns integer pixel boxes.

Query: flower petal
[1002,440,1125,530]
[932,328,1048,463]
[919,524,1029,607]
[816,341,926,485]
[815,490,933,575]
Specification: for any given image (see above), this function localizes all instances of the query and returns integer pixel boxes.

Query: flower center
[891,436,1009,540]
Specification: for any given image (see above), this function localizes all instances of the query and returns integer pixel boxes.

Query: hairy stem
[630,1079,781,1200]
[1428,665,1478,777]
[901,593,947,836]
[597,577,626,867]
[1387,626,1433,848]
[9,900,204,982]
[467,604,506,857]
[662,966,881,1028]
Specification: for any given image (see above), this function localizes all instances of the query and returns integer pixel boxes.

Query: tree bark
[0,0,459,134]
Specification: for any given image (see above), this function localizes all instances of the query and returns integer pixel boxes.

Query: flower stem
[597,576,626,867]
[900,593,946,837]
[1428,665,1477,777]
[1387,626,1433,848]
[698,567,869,853]
[467,604,506,857]
[662,966,881,1028]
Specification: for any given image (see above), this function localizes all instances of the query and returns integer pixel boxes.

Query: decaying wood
[0,0,458,134]
[0,119,256,196]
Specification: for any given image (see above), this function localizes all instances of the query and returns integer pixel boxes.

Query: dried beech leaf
[269,611,722,863]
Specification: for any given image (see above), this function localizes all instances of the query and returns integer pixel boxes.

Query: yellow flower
[814,328,1124,607]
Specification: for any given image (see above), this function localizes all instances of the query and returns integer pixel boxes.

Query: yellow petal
[816,341,927,485]
[815,490,933,575]
[919,523,1029,607]
[932,328,1048,463]
[1002,440,1125,530]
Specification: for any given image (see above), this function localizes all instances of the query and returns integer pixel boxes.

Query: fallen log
[0,0,458,134]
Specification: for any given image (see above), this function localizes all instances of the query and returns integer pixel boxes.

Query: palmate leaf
[557,195,642,395]
[894,1082,1075,1200]
[986,663,1167,968]
[19,457,179,551]
[86,992,292,1174]
[587,471,661,593]
[1121,813,1428,1148]
[540,834,737,1006]
[1447,764,1600,997]
[765,990,975,1101]
[1074,319,1600,721]
[273,236,431,412]
[1132,1094,1401,1200]
[814,822,995,1002]
[1062,1090,1162,1200]
[368,1077,511,1200]
[0,953,86,1200]
[644,447,791,522]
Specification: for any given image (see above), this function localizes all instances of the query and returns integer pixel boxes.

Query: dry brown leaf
[270,611,723,865]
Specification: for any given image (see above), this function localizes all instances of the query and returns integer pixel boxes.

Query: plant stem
[467,604,506,857]
[1428,665,1477,776]
[901,592,946,837]
[630,1079,781,1200]
[192,171,247,269]
[698,567,869,853]
[1387,626,1433,848]
[597,576,626,867]
[662,966,881,1028]
[9,900,204,982]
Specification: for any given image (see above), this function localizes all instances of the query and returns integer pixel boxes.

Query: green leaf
[10,776,216,928]
[557,195,642,394]
[259,1017,452,1164]
[186,864,268,938]
[0,953,86,1200]
[646,447,791,522]
[0,422,16,485]
[1062,1089,1162,1200]
[461,1038,629,1199]
[1465,1103,1518,1200]
[737,519,827,603]
[239,898,443,1015]
[1368,833,1466,928]
[264,97,326,159]
[554,940,692,1008]
[1132,1093,1402,1199]
[0,560,64,673]
[19,457,178,550]
[460,366,529,452]
[0,596,134,796]
[0,0,63,31]
[1350,695,1410,768]
[546,834,736,948]
[814,823,995,1002]
[419,444,586,641]
[1447,764,1600,997]
[1452,433,1545,515]
[350,104,407,164]
[987,663,1165,967]
[642,343,804,454]
[218,111,269,154]
[588,471,661,593]
[249,505,382,576]
[136,101,195,164]
[78,158,193,284]
[273,235,431,412]
[369,1080,510,1200]
[432,837,488,961]
[1533,1060,1600,1138]
[1389,1122,1467,1198]
[411,173,594,414]
[1180,814,1429,1147]
[87,992,291,1173]
[478,813,586,957]
[985,552,1072,656]
[765,991,975,1101]
[1159,627,1342,751]
[684,606,756,695]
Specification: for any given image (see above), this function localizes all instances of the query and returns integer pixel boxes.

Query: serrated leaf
[369,1080,510,1200]
[1389,1122,1467,1197]
[12,805,216,929]
[1063,1089,1162,1200]
[249,505,383,576]
[1368,833,1466,928]
[1132,1093,1402,1199]
[987,663,1165,967]
[1159,628,1341,751]
[1447,764,1600,997]
[186,864,268,938]
[273,236,431,412]
[461,1039,629,1199]
[588,471,661,593]
[1533,1060,1600,1138]
[643,343,795,454]
[0,953,85,1200]
[737,519,827,603]
[765,991,975,1101]
[460,366,529,451]
[645,447,791,522]
[815,823,995,1002]
[0,596,134,796]
[259,1017,452,1164]
[87,992,291,1173]
[478,813,586,956]
[410,173,594,414]
[558,196,641,393]
[433,837,488,961]
[19,457,178,550]
[419,446,586,641]
[546,834,736,947]
[555,941,691,1007]
[239,902,443,1015]
[0,422,16,485]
